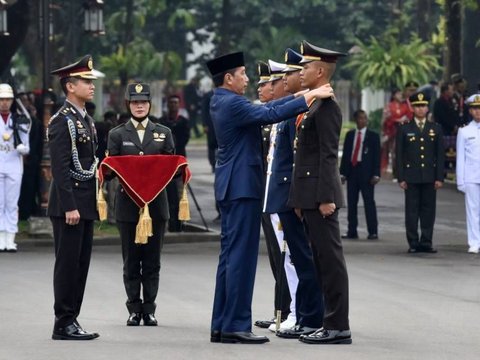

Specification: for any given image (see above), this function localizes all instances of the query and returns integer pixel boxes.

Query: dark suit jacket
[47,103,98,220]
[158,114,190,157]
[395,120,445,183]
[210,88,308,202]
[107,119,175,222]
[264,118,296,214]
[288,98,345,209]
[339,128,381,181]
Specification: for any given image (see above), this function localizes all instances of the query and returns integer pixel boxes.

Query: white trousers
[0,171,22,233]
[270,213,299,319]
[465,183,480,249]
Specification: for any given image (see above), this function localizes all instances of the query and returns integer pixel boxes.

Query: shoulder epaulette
[154,122,171,133]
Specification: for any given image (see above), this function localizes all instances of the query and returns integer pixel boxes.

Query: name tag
[407,133,415,136]
[122,141,135,146]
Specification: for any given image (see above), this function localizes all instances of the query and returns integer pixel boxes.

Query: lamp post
[84,0,104,35]
[0,0,9,36]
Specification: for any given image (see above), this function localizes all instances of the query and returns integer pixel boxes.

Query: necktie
[136,122,145,130]
[351,131,362,166]
[418,120,424,132]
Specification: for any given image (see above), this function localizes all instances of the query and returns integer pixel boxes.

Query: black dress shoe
[52,323,97,340]
[367,234,378,240]
[420,246,437,253]
[254,318,275,328]
[221,332,269,344]
[210,330,221,343]
[276,325,318,339]
[74,320,99,339]
[341,233,358,239]
[299,328,352,344]
[143,313,158,326]
[127,313,142,326]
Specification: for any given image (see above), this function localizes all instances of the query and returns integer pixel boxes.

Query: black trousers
[51,217,93,328]
[261,213,291,319]
[166,178,181,232]
[278,210,324,328]
[404,182,437,249]
[303,210,349,330]
[346,165,378,236]
[117,220,166,314]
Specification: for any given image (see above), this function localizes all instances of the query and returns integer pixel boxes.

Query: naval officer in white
[456,94,480,254]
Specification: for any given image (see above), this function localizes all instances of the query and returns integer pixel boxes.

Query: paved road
[1,144,479,360]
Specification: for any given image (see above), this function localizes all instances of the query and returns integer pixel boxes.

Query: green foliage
[367,108,383,134]
[345,33,441,90]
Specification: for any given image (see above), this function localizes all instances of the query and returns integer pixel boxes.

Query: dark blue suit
[264,118,324,328]
[210,88,308,333]
[339,128,380,237]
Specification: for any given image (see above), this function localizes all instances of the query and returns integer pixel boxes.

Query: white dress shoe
[467,246,479,254]
[268,316,297,332]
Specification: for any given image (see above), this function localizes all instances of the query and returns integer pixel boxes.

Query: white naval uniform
[0,113,30,235]
[262,123,298,325]
[456,120,480,251]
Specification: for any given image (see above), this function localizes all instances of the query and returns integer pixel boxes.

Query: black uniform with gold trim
[107,83,174,325]
[48,54,99,340]
[396,92,445,252]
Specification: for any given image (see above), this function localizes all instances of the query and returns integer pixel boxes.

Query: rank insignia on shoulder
[62,108,70,114]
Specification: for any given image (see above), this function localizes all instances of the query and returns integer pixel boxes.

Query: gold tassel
[135,205,153,245]
[97,188,108,221]
[178,186,190,221]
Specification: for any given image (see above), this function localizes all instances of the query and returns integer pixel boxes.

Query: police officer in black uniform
[396,92,445,253]
[48,55,100,340]
[107,83,174,326]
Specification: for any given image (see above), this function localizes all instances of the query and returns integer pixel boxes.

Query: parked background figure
[183,77,202,138]
[158,94,190,232]
[340,109,380,240]
[0,83,30,252]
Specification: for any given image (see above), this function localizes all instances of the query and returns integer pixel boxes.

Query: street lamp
[84,0,104,35]
[0,0,9,36]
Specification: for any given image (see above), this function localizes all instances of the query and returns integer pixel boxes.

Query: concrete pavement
[1,143,480,360]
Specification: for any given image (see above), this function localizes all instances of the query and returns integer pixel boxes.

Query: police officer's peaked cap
[125,83,151,101]
[466,94,480,107]
[257,61,271,85]
[404,81,419,88]
[409,92,430,106]
[450,73,465,84]
[283,48,303,72]
[299,40,347,64]
[268,59,286,81]
[0,83,14,99]
[51,55,97,80]
[206,52,245,77]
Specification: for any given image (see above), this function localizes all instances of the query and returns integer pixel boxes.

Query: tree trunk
[416,0,432,41]
[217,0,232,55]
[462,0,480,92]
[444,0,462,81]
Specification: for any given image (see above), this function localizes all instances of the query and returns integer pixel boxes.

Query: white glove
[16,143,29,155]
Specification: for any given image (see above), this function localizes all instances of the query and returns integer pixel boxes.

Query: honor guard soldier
[288,40,352,345]
[456,94,480,253]
[255,60,292,331]
[48,55,100,340]
[396,92,445,253]
[0,83,31,252]
[206,51,333,344]
[107,83,175,327]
